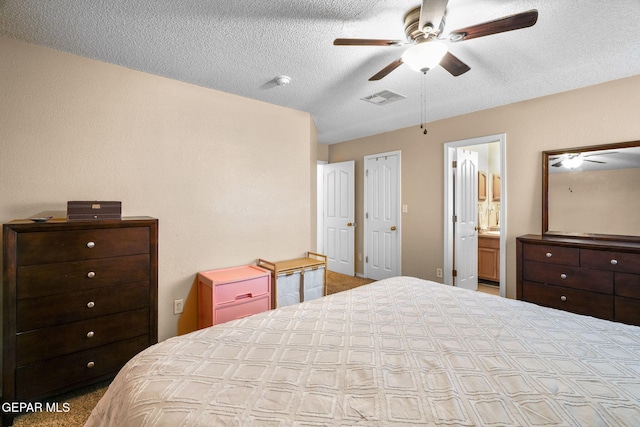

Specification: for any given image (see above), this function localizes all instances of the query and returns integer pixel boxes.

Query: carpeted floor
[12,271,371,426]
[325,270,375,295]
[11,380,111,427]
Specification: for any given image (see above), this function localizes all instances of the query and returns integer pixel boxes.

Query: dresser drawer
[215,294,270,325]
[522,260,613,294]
[214,276,270,306]
[16,227,150,265]
[522,244,579,266]
[581,249,640,274]
[522,281,613,320]
[17,254,150,299]
[16,308,150,366]
[17,282,149,331]
[15,336,149,400]
[615,297,640,326]
[615,273,640,299]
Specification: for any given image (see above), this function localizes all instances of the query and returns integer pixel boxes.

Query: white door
[365,152,401,280]
[323,161,355,275]
[454,149,479,290]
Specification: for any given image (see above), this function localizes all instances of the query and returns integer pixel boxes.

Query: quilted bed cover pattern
[85,277,640,426]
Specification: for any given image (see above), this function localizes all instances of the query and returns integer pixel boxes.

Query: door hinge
[365,212,369,219]
[366,169,369,177]
[452,269,457,277]
[452,215,457,223]
[365,256,369,263]
[452,160,457,168]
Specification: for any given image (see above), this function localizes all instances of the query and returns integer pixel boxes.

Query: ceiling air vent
[361,90,406,106]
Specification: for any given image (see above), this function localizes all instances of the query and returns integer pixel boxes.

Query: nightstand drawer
[214,276,270,306]
[16,308,150,365]
[16,227,150,265]
[522,244,579,266]
[215,294,270,325]
[522,260,613,294]
[15,336,149,399]
[523,281,613,319]
[17,254,150,299]
[17,282,149,331]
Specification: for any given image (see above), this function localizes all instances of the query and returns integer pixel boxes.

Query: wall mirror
[543,140,640,241]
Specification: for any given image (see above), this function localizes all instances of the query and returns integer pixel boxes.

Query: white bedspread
[86,277,640,426]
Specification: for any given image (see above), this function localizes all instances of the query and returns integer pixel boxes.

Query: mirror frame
[542,139,640,242]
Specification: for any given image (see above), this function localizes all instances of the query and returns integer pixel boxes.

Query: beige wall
[329,74,640,298]
[0,37,316,341]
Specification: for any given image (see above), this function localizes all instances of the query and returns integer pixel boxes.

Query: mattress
[85,276,640,426]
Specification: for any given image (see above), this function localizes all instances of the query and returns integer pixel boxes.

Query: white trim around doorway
[443,134,507,298]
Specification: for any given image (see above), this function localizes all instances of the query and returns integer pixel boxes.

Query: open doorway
[444,134,506,298]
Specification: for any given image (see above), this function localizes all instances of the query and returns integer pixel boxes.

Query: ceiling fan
[550,152,617,168]
[334,0,538,81]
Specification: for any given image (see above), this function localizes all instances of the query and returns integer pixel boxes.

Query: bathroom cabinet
[478,234,500,282]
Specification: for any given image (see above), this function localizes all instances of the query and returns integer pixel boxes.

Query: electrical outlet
[436,268,443,278]
[174,299,184,315]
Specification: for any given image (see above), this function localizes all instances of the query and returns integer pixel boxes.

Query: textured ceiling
[2,0,640,144]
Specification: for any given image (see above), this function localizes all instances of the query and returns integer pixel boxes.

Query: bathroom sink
[481,230,501,236]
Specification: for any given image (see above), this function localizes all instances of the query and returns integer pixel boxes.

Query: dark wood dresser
[2,217,158,423]
[517,234,640,326]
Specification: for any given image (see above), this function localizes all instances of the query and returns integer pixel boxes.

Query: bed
[85,276,640,426]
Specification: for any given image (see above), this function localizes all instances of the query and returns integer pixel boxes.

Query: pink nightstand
[197,265,271,328]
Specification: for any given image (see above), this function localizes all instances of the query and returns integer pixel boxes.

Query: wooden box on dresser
[517,234,640,326]
[2,217,158,425]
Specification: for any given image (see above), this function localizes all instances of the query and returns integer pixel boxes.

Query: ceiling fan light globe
[402,42,448,72]
[562,155,584,169]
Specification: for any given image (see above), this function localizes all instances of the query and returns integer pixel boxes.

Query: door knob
[390,226,397,231]
[347,222,355,227]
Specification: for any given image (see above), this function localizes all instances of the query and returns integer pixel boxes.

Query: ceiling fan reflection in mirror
[334,0,538,81]
[550,152,617,169]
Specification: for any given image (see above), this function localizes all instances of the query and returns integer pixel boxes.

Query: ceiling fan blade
[585,159,606,164]
[334,38,404,46]
[448,9,538,42]
[419,0,449,33]
[583,151,617,157]
[369,59,404,81]
[439,52,470,76]
[551,161,563,167]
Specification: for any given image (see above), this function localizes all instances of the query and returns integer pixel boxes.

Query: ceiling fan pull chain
[421,70,428,135]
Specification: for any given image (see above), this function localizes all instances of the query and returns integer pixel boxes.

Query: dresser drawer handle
[545,252,552,258]
[86,241,95,249]
[86,331,95,338]
[560,273,567,280]
[87,361,95,369]
[611,259,618,265]
[560,295,567,302]
[87,271,96,279]
[87,301,95,309]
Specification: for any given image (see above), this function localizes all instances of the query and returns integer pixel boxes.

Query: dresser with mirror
[517,140,640,326]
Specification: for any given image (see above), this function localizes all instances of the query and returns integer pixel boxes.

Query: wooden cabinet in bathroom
[478,234,500,282]
[478,172,487,201]
[491,174,501,201]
